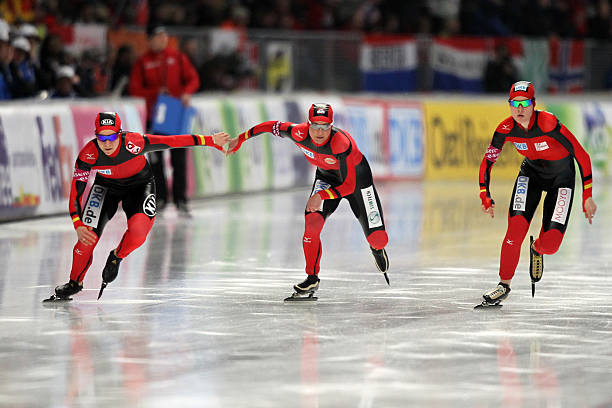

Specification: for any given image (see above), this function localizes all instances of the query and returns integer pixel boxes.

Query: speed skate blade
[474,301,503,309]
[42,295,72,303]
[532,282,536,297]
[284,293,318,302]
[97,282,107,300]
[383,272,390,285]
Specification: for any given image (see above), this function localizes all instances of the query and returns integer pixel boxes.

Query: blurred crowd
[1,0,612,101]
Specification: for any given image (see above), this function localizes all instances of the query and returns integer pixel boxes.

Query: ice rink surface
[0,180,611,408]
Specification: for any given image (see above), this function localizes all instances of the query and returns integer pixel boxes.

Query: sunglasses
[508,99,534,108]
[96,132,120,142]
[308,121,333,130]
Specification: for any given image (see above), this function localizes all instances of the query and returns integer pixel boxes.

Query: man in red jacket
[129,25,200,215]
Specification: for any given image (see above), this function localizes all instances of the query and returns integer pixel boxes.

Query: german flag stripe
[324,189,335,199]
[584,183,592,189]
[72,216,81,223]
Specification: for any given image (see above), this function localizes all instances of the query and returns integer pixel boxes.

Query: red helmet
[509,81,535,100]
[308,103,333,124]
[95,112,122,134]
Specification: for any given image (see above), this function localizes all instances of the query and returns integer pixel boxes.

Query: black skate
[98,250,123,300]
[475,282,511,309]
[284,275,319,302]
[42,280,82,302]
[371,246,390,285]
[529,236,543,297]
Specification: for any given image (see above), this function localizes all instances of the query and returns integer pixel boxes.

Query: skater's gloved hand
[76,226,97,246]
[306,194,323,213]
[212,132,230,152]
[226,133,245,156]
[480,191,495,218]
[583,197,597,224]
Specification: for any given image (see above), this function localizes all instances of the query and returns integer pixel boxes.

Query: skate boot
[284,275,320,302]
[371,246,390,285]
[98,250,123,300]
[475,282,511,308]
[43,280,82,302]
[529,236,543,297]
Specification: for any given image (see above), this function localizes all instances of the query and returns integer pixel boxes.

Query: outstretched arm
[139,132,229,154]
[227,120,297,155]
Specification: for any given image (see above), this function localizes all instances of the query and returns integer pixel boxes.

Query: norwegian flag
[548,38,584,93]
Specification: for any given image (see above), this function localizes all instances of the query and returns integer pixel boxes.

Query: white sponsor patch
[513,176,529,211]
[311,180,330,196]
[97,169,111,175]
[101,118,114,125]
[300,146,315,159]
[551,188,572,225]
[143,194,156,217]
[324,157,336,165]
[535,141,549,151]
[514,81,529,91]
[82,185,108,228]
[126,140,141,154]
[361,185,383,228]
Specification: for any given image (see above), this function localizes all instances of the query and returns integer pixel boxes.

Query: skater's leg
[499,215,530,281]
[346,177,389,275]
[117,180,156,258]
[498,173,542,282]
[534,184,573,255]
[115,213,155,258]
[303,212,324,275]
[302,178,341,276]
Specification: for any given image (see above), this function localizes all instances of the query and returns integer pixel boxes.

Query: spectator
[38,33,64,91]
[51,65,79,98]
[9,36,40,98]
[110,44,134,96]
[483,44,517,93]
[18,24,41,64]
[129,25,200,215]
[0,21,14,100]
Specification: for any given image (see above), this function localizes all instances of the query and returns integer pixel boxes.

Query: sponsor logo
[361,186,383,228]
[126,141,141,154]
[300,146,315,159]
[513,176,529,211]
[97,169,111,175]
[143,194,156,217]
[506,239,514,245]
[82,185,108,228]
[551,188,572,225]
[295,129,303,138]
[324,157,336,165]
[514,82,528,91]
[316,108,325,115]
[73,169,89,182]
[75,248,83,255]
[513,142,528,151]
[535,141,549,151]
[303,237,311,243]
[501,124,511,130]
[312,180,331,195]
[100,118,114,126]
[86,153,96,160]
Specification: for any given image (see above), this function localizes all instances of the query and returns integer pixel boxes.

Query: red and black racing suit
[238,121,389,276]
[479,110,593,280]
[68,132,221,284]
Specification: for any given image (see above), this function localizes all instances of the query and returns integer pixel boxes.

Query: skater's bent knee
[367,230,388,250]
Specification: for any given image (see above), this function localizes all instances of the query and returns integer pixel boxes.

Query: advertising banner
[424,101,523,180]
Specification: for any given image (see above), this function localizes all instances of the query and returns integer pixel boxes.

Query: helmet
[95,112,122,134]
[509,81,535,100]
[308,103,333,124]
